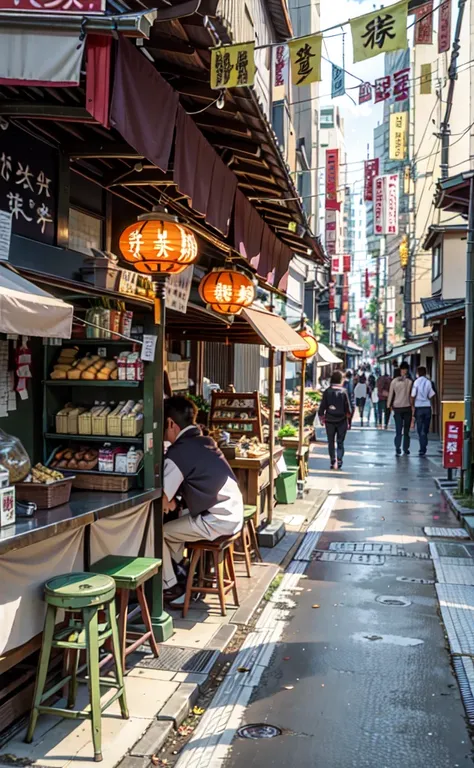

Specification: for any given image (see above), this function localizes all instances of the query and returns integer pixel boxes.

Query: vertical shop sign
[414,1,433,45]
[326,149,340,211]
[331,64,345,98]
[329,281,336,310]
[389,111,407,160]
[274,44,289,87]
[386,173,399,235]
[443,421,463,469]
[420,63,432,94]
[210,43,255,89]
[438,0,451,53]
[331,254,343,275]
[374,175,386,235]
[364,158,379,201]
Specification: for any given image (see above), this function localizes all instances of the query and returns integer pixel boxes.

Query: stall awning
[0,265,73,338]
[379,337,432,362]
[316,342,343,365]
[240,307,308,351]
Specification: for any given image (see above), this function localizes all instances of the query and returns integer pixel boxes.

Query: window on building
[69,207,103,255]
[320,108,334,129]
[432,242,442,280]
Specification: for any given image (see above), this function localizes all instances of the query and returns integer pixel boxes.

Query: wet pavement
[225,427,474,768]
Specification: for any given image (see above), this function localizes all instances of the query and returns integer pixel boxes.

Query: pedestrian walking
[376,370,392,429]
[318,370,352,470]
[411,366,436,456]
[370,383,379,426]
[354,374,368,426]
[387,362,413,456]
[343,369,355,414]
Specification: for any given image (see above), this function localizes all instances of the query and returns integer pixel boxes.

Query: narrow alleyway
[223,427,473,768]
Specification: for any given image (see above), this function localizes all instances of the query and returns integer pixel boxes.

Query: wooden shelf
[212,418,257,423]
[45,380,142,387]
[62,339,139,345]
[212,404,255,411]
[45,433,143,444]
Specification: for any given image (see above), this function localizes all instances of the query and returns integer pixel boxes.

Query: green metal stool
[90,555,161,671]
[25,572,128,762]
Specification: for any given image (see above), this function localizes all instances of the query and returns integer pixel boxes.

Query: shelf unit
[45,433,143,445]
[45,380,142,387]
[210,391,263,441]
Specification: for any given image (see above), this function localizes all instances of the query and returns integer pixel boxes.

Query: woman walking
[318,370,352,470]
[354,374,368,426]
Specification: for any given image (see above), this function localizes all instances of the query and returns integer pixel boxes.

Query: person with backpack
[343,369,355,413]
[387,362,414,456]
[318,370,352,470]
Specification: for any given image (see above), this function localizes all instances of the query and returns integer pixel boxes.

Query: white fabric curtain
[0,28,85,86]
[90,501,154,564]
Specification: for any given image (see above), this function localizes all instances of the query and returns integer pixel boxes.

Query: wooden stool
[90,555,161,672]
[183,533,240,617]
[235,505,263,577]
[25,572,128,762]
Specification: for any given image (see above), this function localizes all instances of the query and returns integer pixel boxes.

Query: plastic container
[275,470,298,504]
[283,448,298,471]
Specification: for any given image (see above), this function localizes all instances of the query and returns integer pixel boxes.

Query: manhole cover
[237,724,282,739]
[396,576,435,585]
[376,595,411,607]
[312,551,385,565]
[135,646,216,673]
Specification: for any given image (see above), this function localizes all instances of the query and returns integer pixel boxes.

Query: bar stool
[235,505,263,577]
[25,572,128,762]
[90,555,161,671]
[183,533,240,617]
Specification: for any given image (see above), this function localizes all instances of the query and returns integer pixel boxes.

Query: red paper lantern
[292,330,319,360]
[199,268,256,315]
[119,211,198,275]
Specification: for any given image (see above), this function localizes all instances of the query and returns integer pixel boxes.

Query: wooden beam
[194,113,250,136]
[238,181,283,196]
[0,103,94,121]
[106,169,174,187]
[67,142,143,160]
[203,133,261,157]
[232,161,276,183]
[145,35,197,55]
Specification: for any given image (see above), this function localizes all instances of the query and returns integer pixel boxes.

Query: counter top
[0,487,161,556]
[228,445,283,470]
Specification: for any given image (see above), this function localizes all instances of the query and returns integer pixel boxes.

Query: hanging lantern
[119,210,198,275]
[292,330,318,360]
[199,267,256,315]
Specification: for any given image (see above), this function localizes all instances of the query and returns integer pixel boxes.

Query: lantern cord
[185,91,225,115]
[72,315,143,346]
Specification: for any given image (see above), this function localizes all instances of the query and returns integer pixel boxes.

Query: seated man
[162,395,244,606]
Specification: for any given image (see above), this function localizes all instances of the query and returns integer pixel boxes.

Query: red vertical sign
[414,1,433,44]
[443,421,463,469]
[328,282,336,310]
[374,175,386,235]
[365,268,370,298]
[364,158,379,202]
[343,254,351,273]
[438,0,451,53]
[326,149,341,211]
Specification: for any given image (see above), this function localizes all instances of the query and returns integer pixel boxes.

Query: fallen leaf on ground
[283,656,290,661]
[193,706,205,715]
[312,604,320,609]
[284,685,294,690]
[237,667,250,673]
[151,757,167,766]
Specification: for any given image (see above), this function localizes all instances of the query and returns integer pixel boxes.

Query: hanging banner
[374,175,386,235]
[329,281,336,310]
[438,0,451,53]
[389,111,407,160]
[443,421,463,469]
[359,82,372,103]
[273,44,289,88]
[351,0,408,63]
[374,76,391,103]
[326,149,340,211]
[399,234,409,268]
[331,254,343,275]
[386,173,399,235]
[414,1,433,45]
[393,67,410,101]
[210,42,255,89]
[404,165,411,194]
[386,285,396,328]
[365,268,371,298]
[342,274,349,310]
[343,254,351,273]
[288,34,322,86]
[420,62,432,94]
[331,64,345,98]
[364,158,379,201]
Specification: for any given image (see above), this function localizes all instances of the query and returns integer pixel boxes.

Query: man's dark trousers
[415,406,431,455]
[394,409,411,453]
[326,420,348,464]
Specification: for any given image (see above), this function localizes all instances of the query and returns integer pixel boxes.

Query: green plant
[186,394,210,412]
[313,319,328,341]
[278,424,298,438]
[306,390,322,403]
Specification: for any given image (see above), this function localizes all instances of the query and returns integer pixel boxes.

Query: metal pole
[268,346,276,524]
[439,0,467,180]
[383,241,388,354]
[375,254,381,353]
[280,350,286,429]
[298,358,307,496]
[463,174,474,493]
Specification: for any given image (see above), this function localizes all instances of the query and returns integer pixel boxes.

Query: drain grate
[436,584,474,655]
[312,551,385,565]
[376,595,411,607]
[329,542,403,555]
[135,646,217,673]
[237,724,282,739]
[424,527,469,539]
[453,657,474,725]
[430,542,474,560]
[396,576,435,585]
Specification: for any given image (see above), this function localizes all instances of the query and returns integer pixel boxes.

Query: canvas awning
[0,265,73,338]
[379,337,432,362]
[316,342,343,365]
[240,307,308,351]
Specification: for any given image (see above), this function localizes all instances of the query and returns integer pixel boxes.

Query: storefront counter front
[229,446,283,523]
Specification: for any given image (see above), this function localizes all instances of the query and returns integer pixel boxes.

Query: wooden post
[280,350,286,428]
[268,346,276,524]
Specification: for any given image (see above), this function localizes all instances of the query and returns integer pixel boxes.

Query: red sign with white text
[326,149,341,211]
[0,0,105,12]
[364,158,379,202]
[443,421,463,469]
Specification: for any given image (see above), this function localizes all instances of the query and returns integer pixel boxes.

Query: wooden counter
[229,446,283,523]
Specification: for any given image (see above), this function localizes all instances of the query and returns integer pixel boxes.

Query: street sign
[443,420,463,469]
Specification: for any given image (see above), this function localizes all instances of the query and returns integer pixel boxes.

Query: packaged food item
[68,407,86,434]
[114,449,128,473]
[55,403,74,433]
[117,351,129,381]
[126,447,143,474]
[98,443,114,472]
[120,310,133,338]
[126,352,144,381]
[92,406,111,435]
[0,429,31,483]
[122,401,144,436]
[109,310,122,341]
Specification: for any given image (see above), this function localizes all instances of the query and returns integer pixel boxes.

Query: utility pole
[439,0,467,180]
[375,253,381,354]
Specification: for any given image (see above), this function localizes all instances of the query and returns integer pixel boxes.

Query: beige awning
[0,265,73,338]
[241,306,308,351]
[316,342,343,365]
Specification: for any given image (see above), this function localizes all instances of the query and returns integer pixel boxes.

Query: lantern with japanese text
[199,267,256,315]
[399,234,409,269]
[119,211,198,275]
[292,330,318,360]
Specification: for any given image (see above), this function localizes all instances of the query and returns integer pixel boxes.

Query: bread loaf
[67,368,82,380]
[50,370,67,380]
[81,370,96,380]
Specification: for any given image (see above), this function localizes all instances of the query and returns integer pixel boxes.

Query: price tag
[98,347,107,358]
[141,335,157,362]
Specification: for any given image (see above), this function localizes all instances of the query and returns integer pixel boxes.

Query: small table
[229,446,283,525]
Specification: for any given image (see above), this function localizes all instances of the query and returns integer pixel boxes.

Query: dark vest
[166,426,237,518]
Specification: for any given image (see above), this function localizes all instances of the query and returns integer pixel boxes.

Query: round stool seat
[45,572,116,609]
[243,505,257,521]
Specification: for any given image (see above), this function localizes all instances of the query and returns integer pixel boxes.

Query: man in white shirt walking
[411,366,436,457]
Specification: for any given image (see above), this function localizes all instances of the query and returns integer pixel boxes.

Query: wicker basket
[71,473,135,492]
[92,409,109,435]
[122,414,143,437]
[15,477,73,509]
[78,411,92,435]
[107,413,123,436]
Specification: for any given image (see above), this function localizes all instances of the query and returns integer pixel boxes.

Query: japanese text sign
[328,281,336,310]
[374,176,386,235]
[389,111,407,160]
[273,44,289,88]
[0,121,56,245]
[386,173,399,235]
[165,265,193,314]
[331,64,345,98]
[0,0,104,11]
[414,1,433,45]
[359,82,372,104]
[331,255,343,275]
[210,43,255,90]
[374,76,391,103]
[358,68,410,105]
[438,0,451,53]
[343,254,351,273]
[288,34,322,86]
[443,421,463,469]
[351,0,408,63]
[420,62,432,94]
[325,149,340,211]
[364,158,379,202]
